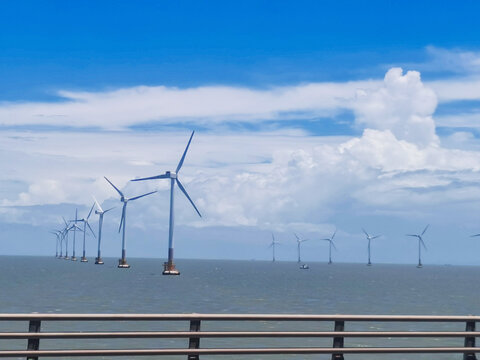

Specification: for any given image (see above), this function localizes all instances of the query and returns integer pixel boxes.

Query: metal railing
[0,313,478,359]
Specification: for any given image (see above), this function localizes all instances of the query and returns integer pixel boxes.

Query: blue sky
[2,1,480,265]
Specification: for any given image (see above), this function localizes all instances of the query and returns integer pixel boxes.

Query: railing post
[464,321,477,360]
[26,319,41,360]
[331,320,345,360]
[188,319,201,360]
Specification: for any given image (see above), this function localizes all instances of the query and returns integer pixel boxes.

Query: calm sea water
[1,256,479,359]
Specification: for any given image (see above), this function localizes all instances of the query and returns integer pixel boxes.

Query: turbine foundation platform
[80,257,88,262]
[64,256,70,260]
[95,257,104,265]
[417,264,423,268]
[367,263,372,266]
[163,262,180,276]
[71,256,77,261]
[118,258,130,268]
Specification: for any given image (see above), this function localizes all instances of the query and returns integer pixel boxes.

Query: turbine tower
[69,209,80,261]
[104,176,157,268]
[93,196,114,265]
[62,217,71,260]
[320,229,337,264]
[362,228,380,266]
[131,131,202,276]
[294,233,308,263]
[406,224,429,268]
[77,203,97,262]
[269,233,280,262]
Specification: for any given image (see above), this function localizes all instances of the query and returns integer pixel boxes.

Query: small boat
[300,264,309,269]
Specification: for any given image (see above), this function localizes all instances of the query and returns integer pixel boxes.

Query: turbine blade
[87,203,95,220]
[362,228,369,237]
[131,174,169,181]
[87,222,96,239]
[294,233,300,241]
[331,229,337,240]
[331,241,338,251]
[176,179,202,217]
[118,205,125,233]
[421,224,430,236]
[104,177,124,197]
[371,235,381,240]
[471,234,480,237]
[62,216,68,226]
[104,206,116,213]
[176,131,195,173]
[420,238,427,251]
[129,190,157,201]
[406,234,418,237]
[92,196,104,213]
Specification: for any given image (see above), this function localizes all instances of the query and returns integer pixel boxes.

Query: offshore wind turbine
[50,230,61,258]
[362,228,381,266]
[93,196,114,265]
[406,225,429,268]
[269,233,280,262]
[62,217,70,259]
[320,229,337,264]
[104,176,157,268]
[130,131,202,276]
[77,203,96,262]
[69,209,80,261]
[294,233,308,263]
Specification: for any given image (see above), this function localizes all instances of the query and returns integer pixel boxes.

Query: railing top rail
[0,313,479,321]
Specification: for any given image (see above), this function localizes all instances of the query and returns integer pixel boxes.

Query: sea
[0,255,479,359]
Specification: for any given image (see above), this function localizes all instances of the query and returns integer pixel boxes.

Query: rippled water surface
[0,256,479,359]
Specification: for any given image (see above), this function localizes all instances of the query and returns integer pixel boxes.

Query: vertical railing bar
[464,320,477,360]
[188,319,201,360]
[26,319,41,360]
[331,320,345,360]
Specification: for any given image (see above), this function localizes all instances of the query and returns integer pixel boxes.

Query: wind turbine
[269,233,280,262]
[50,230,61,258]
[294,233,308,263]
[406,225,429,268]
[69,209,81,261]
[130,131,202,276]
[104,176,157,268]
[320,229,337,264]
[362,228,381,266]
[76,203,97,262]
[93,196,115,265]
[62,217,70,259]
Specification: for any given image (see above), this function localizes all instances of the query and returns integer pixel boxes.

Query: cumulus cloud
[354,68,438,146]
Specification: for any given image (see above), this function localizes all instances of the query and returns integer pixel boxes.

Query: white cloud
[353,68,438,146]
[0,81,377,129]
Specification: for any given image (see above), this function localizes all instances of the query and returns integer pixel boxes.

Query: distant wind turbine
[50,230,61,258]
[362,228,381,266]
[69,209,80,261]
[269,233,280,262]
[131,131,202,276]
[93,196,114,265]
[294,233,308,263]
[320,229,337,264]
[104,176,157,268]
[77,203,97,263]
[406,224,429,268]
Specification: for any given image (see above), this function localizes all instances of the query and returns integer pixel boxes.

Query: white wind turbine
[131,131,202,276]
[104,176,157,268]
[63,216,82,260]
[320,229,337,264]
[406,224,429,268]
[269,233,280,262]
[93,196,115,265]
[50,230,61,258]
[76,203,97,263]
[362,228,381,266]
[294,233,309,263]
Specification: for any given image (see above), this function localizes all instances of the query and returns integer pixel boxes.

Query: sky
[2,1,480,265]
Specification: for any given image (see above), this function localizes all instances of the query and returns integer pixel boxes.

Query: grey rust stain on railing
[0,313,478,359]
